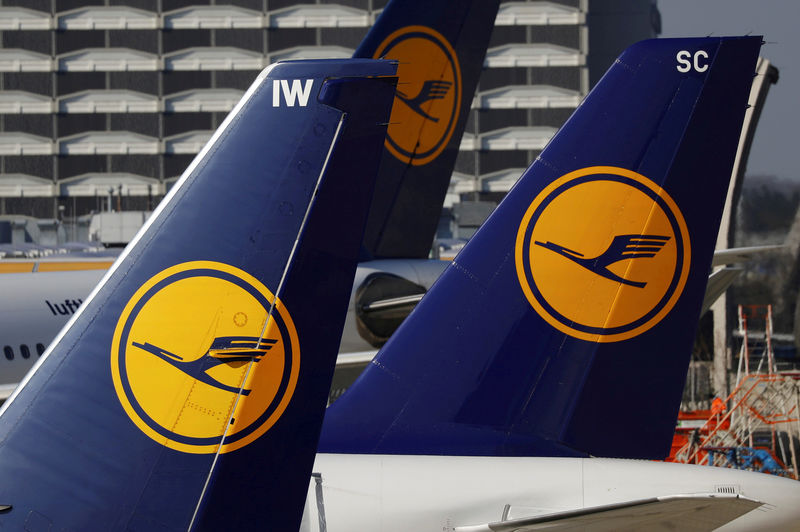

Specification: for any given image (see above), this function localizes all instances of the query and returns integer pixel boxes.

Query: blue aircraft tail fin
[320,37,762,460]
[0,59,397,531]
[355,0,501,259]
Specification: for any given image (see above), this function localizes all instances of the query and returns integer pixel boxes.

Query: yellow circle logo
[373,25,462,166]
[111,261,300,454]
[515,166,691,343]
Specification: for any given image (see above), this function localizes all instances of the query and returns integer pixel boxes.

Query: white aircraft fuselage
[0,269,104,396]
[305,454,800,531]
[0,259,448,398]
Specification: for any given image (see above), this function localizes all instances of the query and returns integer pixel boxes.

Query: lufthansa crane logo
[373,25,462,166]
[111,261,300,454]
[515,166,691,343]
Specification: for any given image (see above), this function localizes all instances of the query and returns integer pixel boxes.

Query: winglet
[0,59,397,530]
[320,37,762,460]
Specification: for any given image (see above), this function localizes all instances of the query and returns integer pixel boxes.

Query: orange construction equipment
[669,305,800,480]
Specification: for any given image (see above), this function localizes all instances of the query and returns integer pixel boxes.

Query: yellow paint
[0,262,35,273]
[111,261,300,454]
[515,166,691,343]
[373,25,462,166]
[0,260,113,273]
[38,261,113,272]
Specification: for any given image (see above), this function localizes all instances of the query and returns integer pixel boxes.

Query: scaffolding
[671,305,800,480]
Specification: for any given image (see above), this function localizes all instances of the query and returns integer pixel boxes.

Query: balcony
[57,48,159,72]
[475,85,581,109]
[60,173,161,196]
[0,92,53,114]
[459,132,477,151]
[495,2,585,26]
[58,90,159,114]
[0,7,52,30]
[58,131,159,155]
[163,6,263,29]
[164,89,244,113]
[0,174,56,197]
[444,171,477,207]
[268,46,353,63]
[164,47,263,71]
[0,50,52,72]
[484,43,584,68]
[478,126,557,151]
[480,168,527,193]
[268,5,369,28]
[57,6,159,30]
[0,133,54,156]
[163,131,214,154]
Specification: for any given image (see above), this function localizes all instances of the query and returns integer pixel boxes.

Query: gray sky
[658,0,799,181]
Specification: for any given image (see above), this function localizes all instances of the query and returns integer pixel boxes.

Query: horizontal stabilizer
[702,267,742,315]
[456,494,762,532]
[711,244,785,266]
[361,293,425,314]
[336,351,379,368]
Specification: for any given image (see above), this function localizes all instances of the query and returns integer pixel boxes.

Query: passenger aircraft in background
[307,36,800,530]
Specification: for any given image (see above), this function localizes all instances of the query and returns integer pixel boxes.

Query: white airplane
[306,455,800,531]
[307,35,800,531]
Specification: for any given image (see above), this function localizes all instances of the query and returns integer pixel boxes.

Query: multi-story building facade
[0,0,660,239]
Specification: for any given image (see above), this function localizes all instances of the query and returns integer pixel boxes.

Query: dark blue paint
[520,173,686,335]
[320,37,762,460]
[0,59,397,531]
[356,0,501,259]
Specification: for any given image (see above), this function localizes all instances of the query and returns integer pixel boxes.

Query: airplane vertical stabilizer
[356,0,500,259]
[320,37,762,460]
[0,59,397,530]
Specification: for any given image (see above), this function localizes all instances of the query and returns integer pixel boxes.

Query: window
[3,346,13,360]
[36,343,45,356]
[20,344,30,359]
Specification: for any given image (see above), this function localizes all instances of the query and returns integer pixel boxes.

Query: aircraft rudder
[192,70,400,530]
[321,37,762,460]
[0,59,398,531]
